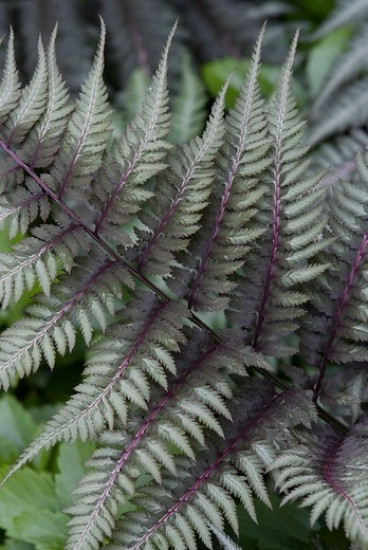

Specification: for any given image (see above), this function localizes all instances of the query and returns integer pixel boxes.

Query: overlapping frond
[0,253,132,390]
[2,294,187,485]
[168,53,208,145]
[0,29,21,125]
[309,1,368,146]
[185,27,270,312]
[231,33,329,358]
[310,0,368,40]
[106,384,315,550]
[301,151,368,401]
[311,25,368,119]
[26,26,74,169]
[0,178,50,238]
[64,333,248,550]
[0,33,48,190]
[101,0,180,83]
[271,421,368,547]
[3,38,48,148]
[135,77,227,278]
[0,28,72,213]
[173,0,292,63]
[49,18,112,202]
[92,26,173,246]
[15,0,93,92]
[309,76,368,146]
[0,218,89,308]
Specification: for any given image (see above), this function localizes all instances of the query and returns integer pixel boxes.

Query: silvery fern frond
[301,151,368,403]
[0,29,21,125]
[168,52,208,145]
[230,32,328,358]
[135,75,228,279]
[185,24,271,312]
[271,421,368,547]
[106,385,314,550]
[92,26,174,247]
[309,1,368,146]
[310,0,368,40]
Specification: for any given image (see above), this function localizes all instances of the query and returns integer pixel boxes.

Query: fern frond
[310,0,368,40]
[101,0,179,82]
[209,525,242,550]
[308,0,368,145]
[310,128,368,192]
[0,178,50,237]
[107,385,314,550]
[271,421,368,547]
[3,37,48,148]
[3,295,188,485]
[0,34,49,190]
[0,253,132,390]
[186,26,270,312]
[0,220,89,308]
[0,22,363,550]
[311,24,368,118]
[309,76,368,146]
[232,32,328,358]
[15,0,93,92]
[173,0,291,63]
[136,76,227,278]
[64,333,247,550]
[300,152,368,401]
[49,18,112,201]
[0,28,72,197]
[26,25,74,169]
[92,24,174,246]
[0,28,21,124]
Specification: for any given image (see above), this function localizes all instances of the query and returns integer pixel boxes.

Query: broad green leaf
[0,540,34,550]
[0,225,12,252]
[236,494,349,550]
[55,440,95,507]
[0,396,37,463]
[13,510,67,550]
[296,0,334,18]
[306,27,352,96]
[0,396,51,469]
[0,466,59,533]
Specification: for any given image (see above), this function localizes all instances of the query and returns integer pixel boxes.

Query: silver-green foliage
[0,23,368,550]
[309,0,368,147]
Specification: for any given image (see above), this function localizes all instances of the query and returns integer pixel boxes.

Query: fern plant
[0,21,368,550]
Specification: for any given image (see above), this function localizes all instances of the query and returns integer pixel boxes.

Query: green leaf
[237,494,313,550]
[0,396,37,464]
[55,440,95,507]
[12,510,67,550]
[294,0,334,18]
[306,27,352,96]
[0,540,34,550]
[201,57,279,108]
[0,466,59,534]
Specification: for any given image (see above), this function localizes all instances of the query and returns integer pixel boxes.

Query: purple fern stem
[322,431,368,538]
[137,177,187,272]
[252,161,281,350]
[131,393,281,549]
[78,344,220,547]
[313,233,368,402]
